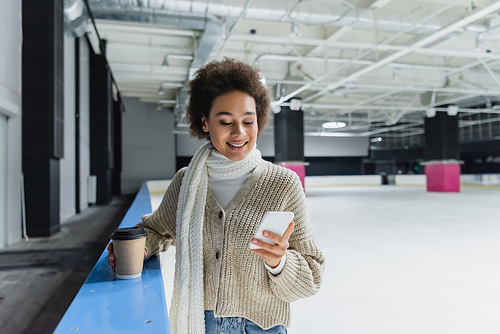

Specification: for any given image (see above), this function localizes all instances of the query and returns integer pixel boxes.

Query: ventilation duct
[64,0,89,38]
[87,1,224,117]
[88,0,488,35]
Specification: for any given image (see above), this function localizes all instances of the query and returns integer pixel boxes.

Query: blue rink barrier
[54,182,170,334]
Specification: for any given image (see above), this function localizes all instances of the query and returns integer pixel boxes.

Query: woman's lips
[227,141,248,148]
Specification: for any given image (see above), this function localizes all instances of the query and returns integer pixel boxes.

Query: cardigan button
[216,252,220,259]
[219,211,223,219]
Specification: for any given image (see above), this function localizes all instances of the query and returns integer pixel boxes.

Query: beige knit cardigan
[138,160,325,329]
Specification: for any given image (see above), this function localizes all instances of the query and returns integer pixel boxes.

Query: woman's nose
[232,123,245,135]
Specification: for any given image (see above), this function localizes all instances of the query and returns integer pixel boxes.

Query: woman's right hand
[107,242,116,272]
[107,241,148,272]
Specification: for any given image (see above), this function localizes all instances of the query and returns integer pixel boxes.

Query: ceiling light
[392,68,400,81]
[272,105,281,114]
[486,98,492,108]
[425,108,436,118]
[447,105,459,116]
[162,54,194,69]
[475,34,485,52]
[289,99,302,111]
[160,82,184,88]
[158,99,176,105]
[322,122,346,129]
[259,75,267,87]
[64,0,84,22]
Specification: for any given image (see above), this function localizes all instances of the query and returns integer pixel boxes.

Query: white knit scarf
[170,141,262,334]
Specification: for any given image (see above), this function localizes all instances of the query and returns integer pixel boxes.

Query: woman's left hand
[250,221,294,268]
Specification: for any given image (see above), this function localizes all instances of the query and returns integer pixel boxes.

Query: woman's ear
[201,115,209,132]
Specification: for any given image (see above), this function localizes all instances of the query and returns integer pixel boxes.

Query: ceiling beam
[370,0,394,9]
[231,34,499,60]
[327,57,500,114]
[95,19,198,37]
[317,1,500,95]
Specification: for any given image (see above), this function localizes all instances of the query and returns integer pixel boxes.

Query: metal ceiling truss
[87,0,500,138]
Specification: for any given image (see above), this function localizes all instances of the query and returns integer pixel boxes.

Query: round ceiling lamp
[322,122,346,129]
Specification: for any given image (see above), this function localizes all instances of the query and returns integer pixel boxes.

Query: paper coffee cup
[110,227,147,279]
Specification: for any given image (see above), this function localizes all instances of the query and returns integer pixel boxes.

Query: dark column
[112,99,124,195]
[424,112,460,192]
[22,0,64,237]
[424,112,459,160]
[90,41,113,204]
[274,101,306,189]
[274,103,304,163]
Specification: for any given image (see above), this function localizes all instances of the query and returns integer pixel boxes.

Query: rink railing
[54,182,171,334]
[460,173,500,186]
[304,174,500,188]
[394,173,500,187]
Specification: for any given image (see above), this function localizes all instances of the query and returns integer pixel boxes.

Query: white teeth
[228,142,246,147]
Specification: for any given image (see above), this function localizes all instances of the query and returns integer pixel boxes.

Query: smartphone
[249,211,294,250]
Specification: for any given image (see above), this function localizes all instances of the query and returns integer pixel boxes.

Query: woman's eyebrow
[215,111,256,116]
[215,111,232,116]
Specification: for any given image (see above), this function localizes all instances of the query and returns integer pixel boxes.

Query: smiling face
[202,90,258,161]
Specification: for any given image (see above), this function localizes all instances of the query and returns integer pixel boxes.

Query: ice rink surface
[152,185,500,334]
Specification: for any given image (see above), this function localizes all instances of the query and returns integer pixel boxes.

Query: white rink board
[306,175,381,187]
[147,180,171,194]
[147,180,176,304]
[394,174,500,187]
[461,173,500,186]
[395,174,426,186]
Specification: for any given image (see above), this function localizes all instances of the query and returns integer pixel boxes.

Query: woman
[108,58,324,334]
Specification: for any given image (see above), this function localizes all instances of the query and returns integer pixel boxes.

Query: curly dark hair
[186,58,271,139]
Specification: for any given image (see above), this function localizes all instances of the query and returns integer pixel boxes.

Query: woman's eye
[220,120,254,125]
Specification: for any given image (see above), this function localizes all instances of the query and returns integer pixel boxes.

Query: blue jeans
[205,310,287,334]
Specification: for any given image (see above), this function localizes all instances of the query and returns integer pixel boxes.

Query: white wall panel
[175,133,207,156]
[0,115,7,247]
[6,114,22,246]
[79,38,91,211]
[60,35,76,223]
[257,133,274,157]
[0,0,22,248]
[0,0,21,109]
[305,136,369,157]
[122,97,176,194]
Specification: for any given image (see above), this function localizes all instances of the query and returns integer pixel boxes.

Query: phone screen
[249,211,294,250]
